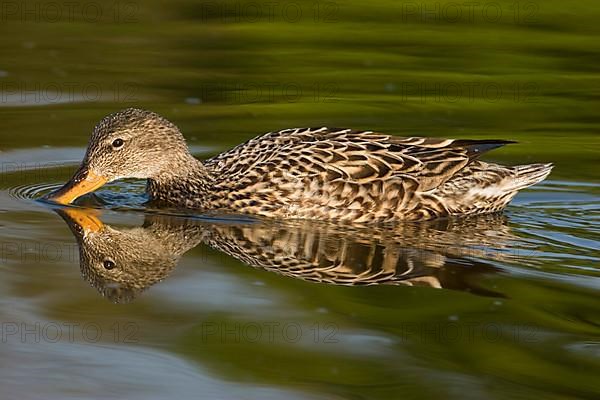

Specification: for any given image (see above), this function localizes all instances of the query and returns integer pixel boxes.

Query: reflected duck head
[58,208,180,303]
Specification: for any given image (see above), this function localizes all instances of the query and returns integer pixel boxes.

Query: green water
[1,1,599,398]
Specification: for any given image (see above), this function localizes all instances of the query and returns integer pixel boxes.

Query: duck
[47,108,553,223]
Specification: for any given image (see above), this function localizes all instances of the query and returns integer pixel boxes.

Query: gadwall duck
[47,108,553,222]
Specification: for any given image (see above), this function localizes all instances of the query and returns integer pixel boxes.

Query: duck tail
[509,163,554,191]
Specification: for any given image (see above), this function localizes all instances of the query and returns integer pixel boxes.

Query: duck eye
[103,259,116,270]
[112,138,124,148]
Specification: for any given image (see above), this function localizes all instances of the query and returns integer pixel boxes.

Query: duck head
[46,108,198,204]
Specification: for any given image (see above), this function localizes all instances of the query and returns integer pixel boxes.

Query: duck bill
[46,166,107,205]
[58,208,105,236]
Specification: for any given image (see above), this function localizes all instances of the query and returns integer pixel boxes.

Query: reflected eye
[103,259,116,270]
[112,138,124,148]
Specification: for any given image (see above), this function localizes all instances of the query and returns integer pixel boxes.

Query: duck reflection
[56,208,517,302]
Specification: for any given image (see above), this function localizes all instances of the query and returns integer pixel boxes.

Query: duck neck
[146,153,214,209]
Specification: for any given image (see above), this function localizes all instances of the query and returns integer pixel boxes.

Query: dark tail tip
[452,139,517,159]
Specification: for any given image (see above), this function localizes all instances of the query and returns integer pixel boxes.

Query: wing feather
[204,128,513,218]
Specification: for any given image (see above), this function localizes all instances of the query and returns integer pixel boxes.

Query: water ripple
[8,183,63,201]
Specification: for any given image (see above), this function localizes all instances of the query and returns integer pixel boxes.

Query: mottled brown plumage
[48,108,553,222]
